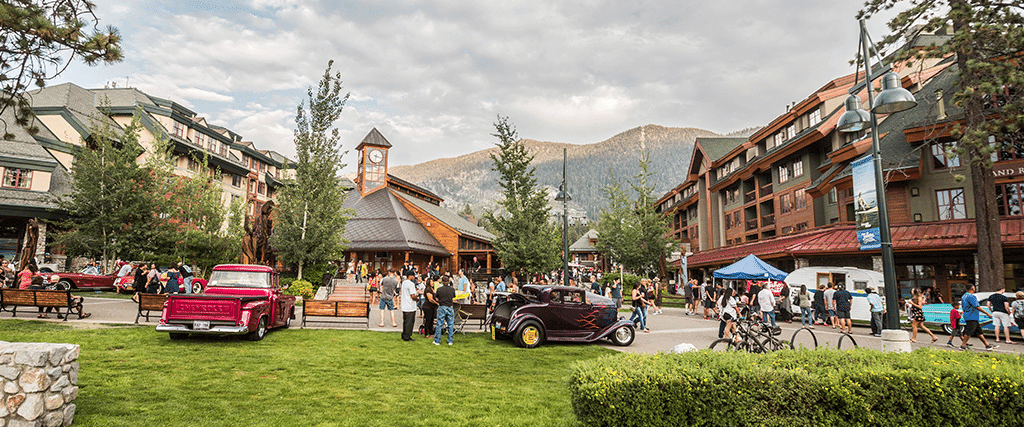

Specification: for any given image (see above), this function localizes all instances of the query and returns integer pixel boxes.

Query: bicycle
[709,314,790,352]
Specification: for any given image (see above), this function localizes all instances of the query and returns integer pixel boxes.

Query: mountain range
[387,124,756,221]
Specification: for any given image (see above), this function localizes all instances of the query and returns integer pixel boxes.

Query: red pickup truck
[156,264,295,341]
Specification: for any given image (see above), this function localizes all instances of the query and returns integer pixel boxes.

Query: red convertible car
[489,285,635,348]
[47,268,118,291]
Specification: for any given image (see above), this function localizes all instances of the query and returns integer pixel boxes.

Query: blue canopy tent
[712,254,788,281]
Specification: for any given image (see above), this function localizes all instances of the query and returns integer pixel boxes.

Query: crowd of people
[0,256,91,319]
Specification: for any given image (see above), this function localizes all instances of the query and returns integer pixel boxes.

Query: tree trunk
[954,0,1003,292]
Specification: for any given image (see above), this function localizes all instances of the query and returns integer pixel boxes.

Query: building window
[186,158,201,171]
[231,174,243,188]
[827,188,838,204]
[778,165,789,183]
[219,143,228,156]
[172,121,186,138]
[258,182,266,195]
[772,133,783,148]
[796,222,809,231]
[195,133,205,147]
[931,142,960,169]
[996,183,1024,216]
[2,168,32,189]
[792,159,803,178]
[780,193,792,214]
[786,124,796,140]
[809,109,821,125]
[794,188,807,210]
[936,188,966,220]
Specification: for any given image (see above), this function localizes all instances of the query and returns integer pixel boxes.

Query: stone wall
[0,342,79,427]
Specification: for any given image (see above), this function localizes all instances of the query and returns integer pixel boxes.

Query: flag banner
[852,155,880,250]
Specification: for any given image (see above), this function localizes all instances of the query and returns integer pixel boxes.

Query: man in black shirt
[433,275,457,345]
[833,283,853,334]
[989,287,1013,344]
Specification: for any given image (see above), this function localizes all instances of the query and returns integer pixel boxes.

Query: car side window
[550,291,562,304]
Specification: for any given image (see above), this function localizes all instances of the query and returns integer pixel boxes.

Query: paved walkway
[4,291,1021,355]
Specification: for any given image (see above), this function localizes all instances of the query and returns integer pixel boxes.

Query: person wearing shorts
[947,300,962,348]
[832,283,853,334]
[378,270,399,327]
[960,283,997,351]
[988,287,1013,344]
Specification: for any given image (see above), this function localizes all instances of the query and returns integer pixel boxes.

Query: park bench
[135,293,168,323]
[302,300,370,329]
[455,303,489,333]
[0,288,73,321]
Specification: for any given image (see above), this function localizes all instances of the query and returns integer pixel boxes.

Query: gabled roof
[696,137,747,163]
[392,190,494,242]
[340,188,450,256]
[569,229,599,252]
[356,127,393,150]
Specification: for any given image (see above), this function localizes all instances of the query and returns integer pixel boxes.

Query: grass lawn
[2,320,614,426]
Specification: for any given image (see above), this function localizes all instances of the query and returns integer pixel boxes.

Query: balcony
[744,190,757,203]
[759,184,773,197]
[746,219,758,231]
[761,214,775,228]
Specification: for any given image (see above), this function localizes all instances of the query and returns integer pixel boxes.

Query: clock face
[368,149,384,163]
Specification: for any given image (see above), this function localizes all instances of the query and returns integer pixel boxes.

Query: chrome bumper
[156,324,249,334]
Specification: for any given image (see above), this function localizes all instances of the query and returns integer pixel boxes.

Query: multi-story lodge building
[0,83,293,266]
[657,36,1024,303]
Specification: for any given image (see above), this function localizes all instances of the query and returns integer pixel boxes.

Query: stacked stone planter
[0,342,80,427]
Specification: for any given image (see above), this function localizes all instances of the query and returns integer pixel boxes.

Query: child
[947,300,962,348]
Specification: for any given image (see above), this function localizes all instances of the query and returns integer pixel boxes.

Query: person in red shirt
[946,300,962,348]
[17,263,37,289]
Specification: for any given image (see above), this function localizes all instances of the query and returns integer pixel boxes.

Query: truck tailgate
[165,295,264,322]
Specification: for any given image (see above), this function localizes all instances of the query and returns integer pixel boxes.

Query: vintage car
[489,284,635,348]
[47,268,119,291]
[923,291,1020,334]
[156,264,295,341]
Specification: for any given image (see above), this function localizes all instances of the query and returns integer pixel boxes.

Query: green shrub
[280,277,296,288]
[285,279,315,299]
[570,348,1024,427]
[600,272,640,288]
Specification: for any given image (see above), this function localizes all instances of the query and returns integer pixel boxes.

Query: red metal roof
[684,218,1024,268]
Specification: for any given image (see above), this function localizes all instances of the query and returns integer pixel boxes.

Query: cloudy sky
[52,0,897,175]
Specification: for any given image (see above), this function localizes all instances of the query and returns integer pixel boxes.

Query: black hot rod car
[489,284,635,348]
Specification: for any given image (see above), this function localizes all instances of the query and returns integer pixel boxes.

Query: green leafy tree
[484,116,560,276]
[0,0,122,138]
[52,110,157,269]
[860,0,1024,291]
[595,151,678,276]
[271,60,351,280]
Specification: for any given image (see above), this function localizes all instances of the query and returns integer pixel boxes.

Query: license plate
[193,320,210,330]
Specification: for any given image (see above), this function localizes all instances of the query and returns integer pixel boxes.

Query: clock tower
[355,128,392,196]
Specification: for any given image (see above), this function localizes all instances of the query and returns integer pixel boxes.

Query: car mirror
[281,284,289,291]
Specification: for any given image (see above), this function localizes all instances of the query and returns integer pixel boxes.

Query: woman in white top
[718,287,739,340]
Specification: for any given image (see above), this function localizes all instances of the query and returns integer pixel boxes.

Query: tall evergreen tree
[484,116,560,276]
[595,151,678,276]
[271,60,351,279]
[860,0,1024,291]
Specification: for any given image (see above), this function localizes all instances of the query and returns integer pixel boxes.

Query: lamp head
[837,94,870,133]
[871,72,917,114]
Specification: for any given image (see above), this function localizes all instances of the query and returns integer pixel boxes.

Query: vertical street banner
[852,155,881,250]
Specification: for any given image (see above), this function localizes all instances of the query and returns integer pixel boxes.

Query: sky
[51,0,898,176]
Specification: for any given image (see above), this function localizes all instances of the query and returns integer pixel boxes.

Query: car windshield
[208,271,270,288]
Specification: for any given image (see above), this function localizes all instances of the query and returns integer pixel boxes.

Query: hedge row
[570,348,1024,427]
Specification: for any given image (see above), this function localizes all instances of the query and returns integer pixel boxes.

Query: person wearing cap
[866,286,884,337]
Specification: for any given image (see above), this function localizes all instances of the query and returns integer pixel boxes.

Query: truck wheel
[247,317,268,341]
[609,325,635,346]
[169,333,188,340]
[282,310,292,329]
[514,320,544,348]
[191,282,203,293]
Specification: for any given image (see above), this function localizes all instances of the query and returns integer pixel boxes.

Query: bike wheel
[790,327,818,350]
[708,338,740,352]
[761,337,788,352]
[837,333,859,350]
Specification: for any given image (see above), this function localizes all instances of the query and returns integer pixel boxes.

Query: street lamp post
[555,148,571,288]
[837,19,918,350]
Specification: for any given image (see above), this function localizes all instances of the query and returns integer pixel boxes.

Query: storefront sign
[852,156,881,250]
[991,159,1024,178]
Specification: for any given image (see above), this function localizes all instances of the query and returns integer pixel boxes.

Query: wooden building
[341,128,497,275]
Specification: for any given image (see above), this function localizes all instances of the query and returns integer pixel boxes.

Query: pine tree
[271,60,351,279]
[484,116,560,276]
[860,0,1024,291]
[0,1,122,138]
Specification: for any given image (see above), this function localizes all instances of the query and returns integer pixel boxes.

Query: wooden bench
[456,303,489,332]
[302,300,370,328]
[135,293,168,323]
[0,288,74,321]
